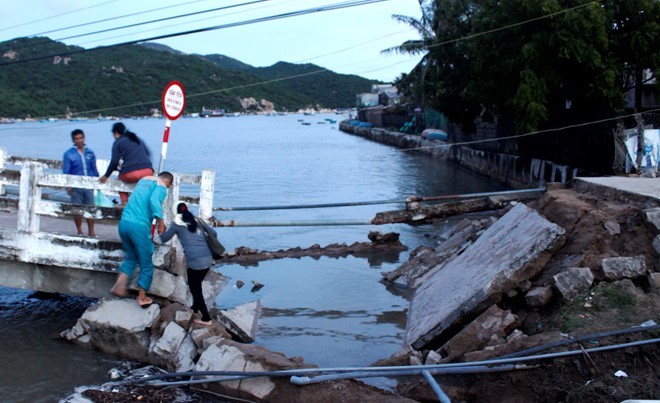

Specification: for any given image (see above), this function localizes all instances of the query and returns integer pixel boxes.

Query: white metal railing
[0,148,215,234]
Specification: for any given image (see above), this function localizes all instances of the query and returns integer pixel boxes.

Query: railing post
[164,174,182,224]
[405,195,422,211]
[17,162,43,233]
[0,148,5,196]
[199,169,215,220]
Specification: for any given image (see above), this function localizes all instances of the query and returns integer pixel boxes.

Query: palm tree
[382,1,435,104]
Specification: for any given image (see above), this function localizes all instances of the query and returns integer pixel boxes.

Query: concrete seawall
[339,122,583,189]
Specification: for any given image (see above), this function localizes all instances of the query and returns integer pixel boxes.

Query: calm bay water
[0,114,504,400]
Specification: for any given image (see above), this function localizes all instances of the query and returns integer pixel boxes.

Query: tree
[390,0,659,134]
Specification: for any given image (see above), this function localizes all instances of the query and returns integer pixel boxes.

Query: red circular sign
[161,81,186,120]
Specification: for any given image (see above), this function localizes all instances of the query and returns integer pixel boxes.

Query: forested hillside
[0,37,376,118]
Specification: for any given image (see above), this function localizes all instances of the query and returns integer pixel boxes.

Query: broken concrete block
[553,267,594,301]
[175,310,193,328]
[438,304,518,363]
[600,256,647,281]
[525,286,554,308]
[406,203,565,349]
[506,329,525,343]
[653,236,660,255]
[79,299,160,361]
[463,331,563,362]
[195,340,308,401]
[410,355,423,366]
[649,272,660,288]
[425,350,442,365]
[603,220,621,236]
[644,208,660,232]
[60,318,87,341]
[519,280,533,292]
[190,327,214,349]
[217,300,260,343]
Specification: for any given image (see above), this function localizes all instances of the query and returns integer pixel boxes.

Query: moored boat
[200,108,225,118]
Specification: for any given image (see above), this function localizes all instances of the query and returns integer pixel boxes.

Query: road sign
[161,81,186,121]
[158,81,186,173]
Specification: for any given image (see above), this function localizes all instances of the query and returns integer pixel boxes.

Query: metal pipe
[213,219,374,227]
[419,188,545,202]
[214,198,403,211]
[138,337,660,387]
[500,323,660,359]
[212,188,545,212]
[422,370,452,403]
[289,364,519,385]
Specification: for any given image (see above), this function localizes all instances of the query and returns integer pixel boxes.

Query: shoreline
[339,121,585,189]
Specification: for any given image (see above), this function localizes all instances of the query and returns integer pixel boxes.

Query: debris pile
[380,185,660,401]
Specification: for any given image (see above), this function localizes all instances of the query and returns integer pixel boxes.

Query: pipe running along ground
[132,336,660,387]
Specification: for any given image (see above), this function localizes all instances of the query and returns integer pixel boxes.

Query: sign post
[153,81,185,239]
[159,81,186,173]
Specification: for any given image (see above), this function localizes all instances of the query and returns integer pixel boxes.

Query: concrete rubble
[377,183,660,401]
[61,272,408,401]
[405,203,566,349]
[59,182,660,401]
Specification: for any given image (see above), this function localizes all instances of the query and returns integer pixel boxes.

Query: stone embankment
[339,121,583,188]
[61,179,660,401]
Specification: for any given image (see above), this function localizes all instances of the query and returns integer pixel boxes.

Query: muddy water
[0,114,505,399]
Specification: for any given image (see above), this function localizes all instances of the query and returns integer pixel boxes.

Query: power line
[2,0,269,54]
[0,0,390,67]
[51,0,271,44]
[0,0,119,34]
[74,0,296,48]
[30,0,212,37]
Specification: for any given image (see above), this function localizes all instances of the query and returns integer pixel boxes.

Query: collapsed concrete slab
[381,217,495,289]
[406,203,566,349]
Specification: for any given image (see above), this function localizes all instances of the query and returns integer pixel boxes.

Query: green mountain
[0,37,377,118]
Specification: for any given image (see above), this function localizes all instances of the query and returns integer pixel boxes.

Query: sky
[0,0,424,83]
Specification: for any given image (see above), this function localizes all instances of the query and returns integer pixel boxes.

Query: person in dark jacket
[63,129,99,237]
[99,122,153,206]
[160,201,218,325]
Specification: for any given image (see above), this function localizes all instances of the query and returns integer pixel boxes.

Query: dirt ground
[73,186,660,402]
[397,186,660,402]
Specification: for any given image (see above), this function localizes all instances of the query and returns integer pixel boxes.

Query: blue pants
[118,220,154,291]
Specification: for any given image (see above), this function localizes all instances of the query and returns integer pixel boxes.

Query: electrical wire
[0,0,119,34]
[51,0,270,44]
[31,0,213,37]
[0,0,389,67]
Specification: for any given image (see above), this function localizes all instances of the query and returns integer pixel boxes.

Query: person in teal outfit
[111,172,173,307]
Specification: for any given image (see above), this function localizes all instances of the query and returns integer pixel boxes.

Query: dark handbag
[196,218,225,259]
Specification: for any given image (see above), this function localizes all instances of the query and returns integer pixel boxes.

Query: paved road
[577,176,660,201]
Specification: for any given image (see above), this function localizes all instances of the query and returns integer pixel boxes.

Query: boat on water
[421,128,448,141]
[200,108,225,118]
